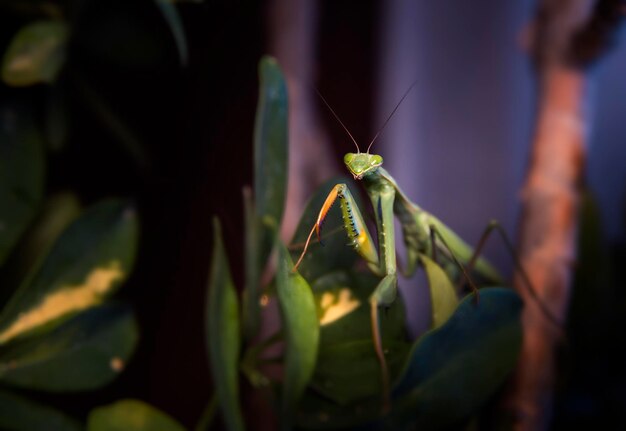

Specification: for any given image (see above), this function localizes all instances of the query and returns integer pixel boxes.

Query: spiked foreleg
[293,183,380,272]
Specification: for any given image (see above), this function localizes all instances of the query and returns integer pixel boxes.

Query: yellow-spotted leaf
[277,243,319,428]
[0,200,138,345]
[419,254,459,329]
[2,21,69,86]
[206,218,244,431]
[88,399,185,431]
[0,304,138,391]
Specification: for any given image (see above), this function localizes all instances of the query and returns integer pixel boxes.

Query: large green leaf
[277,243,319,429]
[0,388,81,431]
[308,271,407,411]
[1,21,69,86]
[88,399,185,431]
[419,254,459,329]
[254,56,287,269]
[289,178,360,282]
[312,271,406,347]
[206,218,244,431]
[0,103,45,266]
[0,303,138,391]
[311,339,410,406]
[390,288,522,429]
[0,200,138,345]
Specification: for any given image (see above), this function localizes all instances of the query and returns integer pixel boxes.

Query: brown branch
[506,1,624,430]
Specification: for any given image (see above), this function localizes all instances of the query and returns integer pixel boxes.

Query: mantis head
[318,82,416,180]
[344,153,383,180]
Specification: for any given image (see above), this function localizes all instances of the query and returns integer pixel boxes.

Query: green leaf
[206,218,244,431]
[419,254,459,329]
[8,192,81,287]
[254,56,288,269]
[88,399,185,431]
[311,339,410,406]
[312,271,406,347]
[0,200,138,345]
[390,288,522,429]
[0,388,81,431]
[2,21,69,86]
[289,178,360,282]
[242,187,261,341]
[0,303,138,391]
[0,103,45,267]
[154,0,188,66]
[295,389,381,430]
[277,243,319,429]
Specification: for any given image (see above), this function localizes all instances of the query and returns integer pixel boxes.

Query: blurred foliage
[0,0,189,428]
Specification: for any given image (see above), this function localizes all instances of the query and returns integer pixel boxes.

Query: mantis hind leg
[369,273,397,413]
[460,221,564,330]
[428,224,481,302]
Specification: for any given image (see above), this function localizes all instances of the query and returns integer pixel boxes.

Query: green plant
[0,1,189,428]
[207,56,524,430]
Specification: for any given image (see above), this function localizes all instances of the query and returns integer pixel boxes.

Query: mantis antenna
[315,88,361,153]
[366,80,419,154]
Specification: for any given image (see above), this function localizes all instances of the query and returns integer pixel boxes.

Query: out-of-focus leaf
[0,388,81,431]
[206,218,244,431]
[0,303,138,391]
[1,21,69,86]
[311,339,410,405]
[0,200,138,345]
[242,188,260,341]
[277,243,319,429]
[88,399,185,431]
[419,254,458,329]
[0,104,44,266]
[254,56,287,269]
[154,0,188,66]
[9,192,81,284]
[390,288,522,429]
[289,178,360,282]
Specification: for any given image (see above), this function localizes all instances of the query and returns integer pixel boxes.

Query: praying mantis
[293,85,560,409]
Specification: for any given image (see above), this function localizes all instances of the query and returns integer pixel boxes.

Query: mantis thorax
[344,153,383,180]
